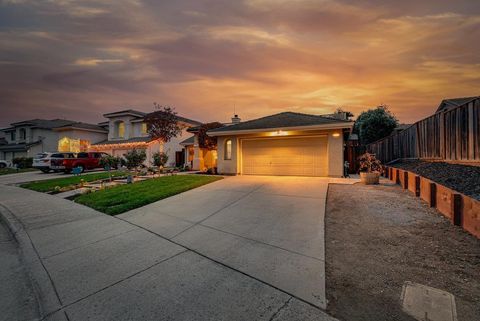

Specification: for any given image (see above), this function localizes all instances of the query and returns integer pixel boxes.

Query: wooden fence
[367,98,480,163]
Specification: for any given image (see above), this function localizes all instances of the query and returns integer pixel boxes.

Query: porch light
[332,132,341,137]
[272,130,288,136]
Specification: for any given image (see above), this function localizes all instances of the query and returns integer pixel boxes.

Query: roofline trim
[207,122,353,136]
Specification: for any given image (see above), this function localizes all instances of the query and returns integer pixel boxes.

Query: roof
[5,119,106,132]
[103,109,147,118]
[91,136,154,146]
[103,109,202,126]
[53,122,108,133]
[436,96,479,113]
[208,112,352,135]
[0,141,41,152]
[179,136,195,146]
[10,119,77,129]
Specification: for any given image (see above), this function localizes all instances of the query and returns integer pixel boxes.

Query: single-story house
[206,112,353,177]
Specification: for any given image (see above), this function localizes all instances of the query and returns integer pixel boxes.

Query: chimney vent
[231,114,241,124]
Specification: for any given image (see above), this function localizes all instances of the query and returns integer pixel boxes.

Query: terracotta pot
[360,172,380,185]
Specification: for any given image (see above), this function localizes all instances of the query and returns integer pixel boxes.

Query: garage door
[242,136,328,176]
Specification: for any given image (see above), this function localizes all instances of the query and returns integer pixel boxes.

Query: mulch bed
[389,160,480,201]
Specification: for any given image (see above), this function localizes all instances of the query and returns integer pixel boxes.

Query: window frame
[224,139,232,160]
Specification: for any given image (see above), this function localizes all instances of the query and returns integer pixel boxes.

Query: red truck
[56,152,111,173]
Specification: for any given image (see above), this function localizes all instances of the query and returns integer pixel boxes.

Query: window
[224,139,232,160]
[19,128,26,140]
[77,152,88,158]
[141,122,147,135]
[115,121,125,138]
[10,131,16,141]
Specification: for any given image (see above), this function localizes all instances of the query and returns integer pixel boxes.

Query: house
[89,109,201,167]
[436,96,479,113]
[0,119,108,161]
[203,111,353,177]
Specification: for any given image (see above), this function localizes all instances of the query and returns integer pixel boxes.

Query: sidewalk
[0,183,337,321]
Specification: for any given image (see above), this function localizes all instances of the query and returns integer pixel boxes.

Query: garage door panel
[242,136,328,177]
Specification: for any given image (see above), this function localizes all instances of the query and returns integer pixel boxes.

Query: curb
[0,203,63,320]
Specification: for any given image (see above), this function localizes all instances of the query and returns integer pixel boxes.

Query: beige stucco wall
[216,136,240,174]
[327,131,344,177]
[215,129,345,177]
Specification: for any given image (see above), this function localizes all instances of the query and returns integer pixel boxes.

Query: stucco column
[327,131,344,177]
[192,135,204,171]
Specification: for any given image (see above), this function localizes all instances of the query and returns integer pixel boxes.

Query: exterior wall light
[332,132,341,137]
[272,130,288,136]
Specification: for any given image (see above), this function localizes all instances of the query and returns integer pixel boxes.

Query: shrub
[206,167,217,175]
[13,157,33,169]
[358,153,382,173]
[123,149,147,170]
[152,152,169,168]
[99,155,124,169]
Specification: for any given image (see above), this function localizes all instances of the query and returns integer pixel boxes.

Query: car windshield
[35,153,48,159]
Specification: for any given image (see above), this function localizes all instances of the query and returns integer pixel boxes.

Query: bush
[13,157,33,169]
[152,152,169,168]
[206,167,217,175]
[123,149,146,170]
[99,155,124,169]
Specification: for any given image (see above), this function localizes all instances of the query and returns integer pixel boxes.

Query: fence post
[452,194,463,226]
[429,183,437,207]
[468,102,475,160]
[414,175,420,197]
[440,111,446,160]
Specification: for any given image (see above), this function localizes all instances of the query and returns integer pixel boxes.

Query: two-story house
[0,119,108,161]
[89,109,202,167]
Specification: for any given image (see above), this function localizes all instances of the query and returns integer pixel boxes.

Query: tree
[197,122,224,150]
[144,104,182,143]
[123,149,146,172]
[354,105,398,145]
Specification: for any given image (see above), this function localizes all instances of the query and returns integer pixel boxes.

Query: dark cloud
[0,0,479,127]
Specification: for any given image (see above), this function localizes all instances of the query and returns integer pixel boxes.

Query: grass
[0,168,38,176]
[74,175,223,215]
[20,171,127,193]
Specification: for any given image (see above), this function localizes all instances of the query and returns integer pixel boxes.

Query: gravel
[325,182,480,321]
[389,160,480,200]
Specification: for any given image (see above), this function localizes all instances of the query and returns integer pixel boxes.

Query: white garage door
[242,136,328,176]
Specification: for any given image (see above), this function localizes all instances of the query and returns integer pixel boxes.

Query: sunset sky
[1,0,479,127]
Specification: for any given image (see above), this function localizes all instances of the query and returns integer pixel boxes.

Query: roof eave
[207,122,353,136]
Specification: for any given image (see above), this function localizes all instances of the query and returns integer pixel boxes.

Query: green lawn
[74,175,223,215]
[21,171,127,193]
[0,168,38,176]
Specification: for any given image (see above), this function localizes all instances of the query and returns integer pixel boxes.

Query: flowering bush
[358,153,382,173]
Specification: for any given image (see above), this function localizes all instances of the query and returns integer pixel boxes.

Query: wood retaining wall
[383,166,480,239]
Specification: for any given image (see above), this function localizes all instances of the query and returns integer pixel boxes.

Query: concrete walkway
[0,175,356,321]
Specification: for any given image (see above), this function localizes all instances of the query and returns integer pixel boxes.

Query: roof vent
[231,114,241,124]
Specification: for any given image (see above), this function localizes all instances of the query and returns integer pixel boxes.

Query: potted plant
[358,153,382,184]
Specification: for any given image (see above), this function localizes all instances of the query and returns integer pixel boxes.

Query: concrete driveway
[120,175,353,309]
[0,174,355,320]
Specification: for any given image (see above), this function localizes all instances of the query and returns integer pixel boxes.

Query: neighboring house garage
[208,112,353,177]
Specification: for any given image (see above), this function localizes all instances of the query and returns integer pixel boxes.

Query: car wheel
[41,169,50,173]
[0,163,6,169]
[78,165,85,173]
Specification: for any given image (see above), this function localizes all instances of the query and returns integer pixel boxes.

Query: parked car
[50,153,77,172]
[62,152,111,173]
[0,160,11,168]
[32,152,55,173]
